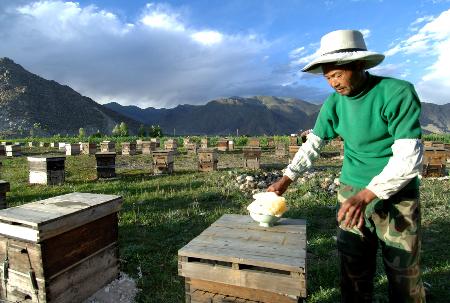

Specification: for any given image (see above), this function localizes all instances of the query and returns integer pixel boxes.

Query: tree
[112,124,120,136]
[138,124,146,137]
[119,122,129,137]
[149,125,163,137]
[78,127,86,138]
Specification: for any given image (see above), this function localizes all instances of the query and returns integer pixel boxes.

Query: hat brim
[301,51,385,74]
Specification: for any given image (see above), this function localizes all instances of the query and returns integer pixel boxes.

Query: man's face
[322,63,364,96]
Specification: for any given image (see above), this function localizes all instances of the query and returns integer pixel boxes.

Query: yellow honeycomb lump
[247,192,288,217]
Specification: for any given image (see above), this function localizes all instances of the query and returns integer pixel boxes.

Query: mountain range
[0,57,449,137]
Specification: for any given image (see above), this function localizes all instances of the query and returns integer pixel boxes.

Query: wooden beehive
[217,140,228,152]
[39,142,50,148]
[0,181,10,209]
[121,142,137,156]
[198,148,218,172]
[151,138,160,148]
[65,144,80,156]
[100,141,115,153]
[289,145,300,162]
[0,145,5,157]
[422,147,447,177]
[152,150,174,175]
[289,135,298,146]
[200,138,209,149]
[275,143,287,157]
[164,139,178,151]
[28,156,66,185]
[50,143,56,148]
[58,143,66,151]
[141,141,156,154]
[95,152,116,179]
[267,137,275,148]
[28,142,38,147]
[186,143,198,155]
[6,145,21,157]
[179,214,307,303]
[247,138,260,147]
[0,192,122,303]
[243,147,261,169]
[228,140,234,151]
[80,143,97,155]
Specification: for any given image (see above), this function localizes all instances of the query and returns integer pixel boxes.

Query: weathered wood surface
[0,192,122,242]
[187,279,300,303]
[198,149,218,163]
[217,140,229,152]
[121,142,137,155]
[0,243,119,303]
[179,214,307,298]
[275,143,287,157]
[65,144,80,156]
[100,141,115,153]
[80,143,97,155]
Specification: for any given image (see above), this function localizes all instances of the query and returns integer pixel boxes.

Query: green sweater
[313,73,422,189]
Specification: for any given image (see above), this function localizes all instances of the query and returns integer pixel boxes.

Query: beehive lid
[179,214,306,272]
[0,192,122,242]
[27,155,66,162]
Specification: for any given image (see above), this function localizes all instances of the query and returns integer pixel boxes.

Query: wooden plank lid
[179,214,307,273]
[0,192,122,242]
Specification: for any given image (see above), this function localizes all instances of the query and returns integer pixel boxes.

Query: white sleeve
[283,133,325,181]
[366,139,423,200]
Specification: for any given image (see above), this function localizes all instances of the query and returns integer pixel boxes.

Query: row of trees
[76,123,163,138]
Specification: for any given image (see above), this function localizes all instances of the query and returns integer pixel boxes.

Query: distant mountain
[105,96,321,135]
[0,57,140,137]
[420,102,450,134]
[105,96,450,135]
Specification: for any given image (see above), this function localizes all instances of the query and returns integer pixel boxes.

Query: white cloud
[0,1,328,108]
[385,9,450,104]
[191,30,223,45]
[359,29,371,39]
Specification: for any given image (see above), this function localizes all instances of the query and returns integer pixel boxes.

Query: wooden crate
[6,145,21,157]
[152,150,174,175]
[95,152,116,178]
[186,143,199,155]
[217,140,229,152]
[151,138,161,148]
[275,143,287,157]
[80,143,97,155]
[228,140,234,151]
[289,145,300,162]
[0,180,10,209]
[423,148,447,177]
[289,136,298,146]
[0,192,122,303]
[65,144,80,156]
[121,142,137,156]
[58,143,66,151]
[247,138,260,148]
[179,214,307,303]
[164,139,178,154]
[243,147,261,169]
[198,149,218,172]
[28,156,66,185]
[100,141,115,153]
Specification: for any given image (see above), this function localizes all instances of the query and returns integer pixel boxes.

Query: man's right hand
[267,175,293,196]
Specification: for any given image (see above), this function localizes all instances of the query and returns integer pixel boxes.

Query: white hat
[302,30,385,74]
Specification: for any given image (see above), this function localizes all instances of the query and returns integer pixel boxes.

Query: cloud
[0,1,327,108]
[385,8,450,104]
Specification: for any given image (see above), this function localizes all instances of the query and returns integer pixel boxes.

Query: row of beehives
[422,141,450,177]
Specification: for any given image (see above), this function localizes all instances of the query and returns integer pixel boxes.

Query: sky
[0,0,450,108]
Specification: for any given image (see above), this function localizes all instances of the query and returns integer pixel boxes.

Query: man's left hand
[337,189,377,229]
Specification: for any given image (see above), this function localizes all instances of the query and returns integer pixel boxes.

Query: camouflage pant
[337,183,426,303]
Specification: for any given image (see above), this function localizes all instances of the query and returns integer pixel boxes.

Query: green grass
[0,146,449,302]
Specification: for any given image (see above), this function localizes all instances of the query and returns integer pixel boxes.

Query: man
[268,30,425,302]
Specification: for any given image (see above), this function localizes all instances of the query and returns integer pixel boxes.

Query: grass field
[0,145,449,303]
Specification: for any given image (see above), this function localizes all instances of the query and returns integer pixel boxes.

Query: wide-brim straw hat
[302,30,385,74]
